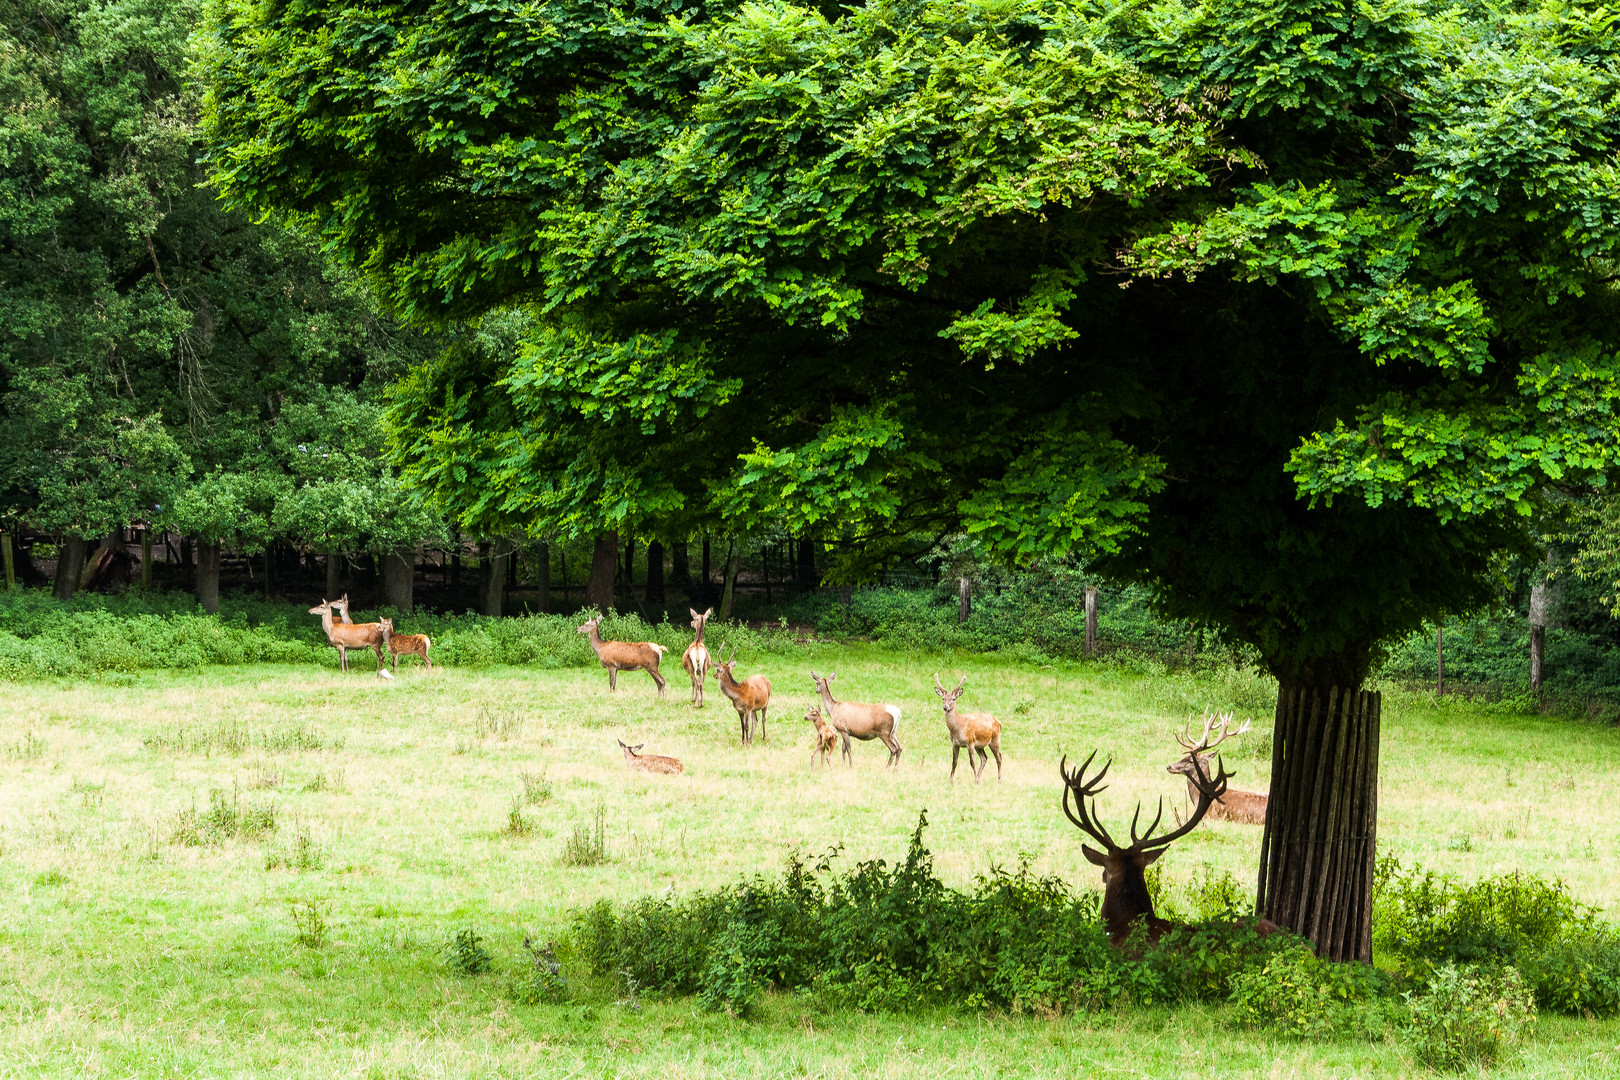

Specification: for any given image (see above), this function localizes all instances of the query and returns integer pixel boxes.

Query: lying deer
[934,674,1003,782]
[377,617,433,672]
[1166,711,1267,824]
[806,706,840,767]
[618,739,683,775]
[1060,748,1277,948]
[714,643,772,744]
[578,614,668,697]
[810,671,902,768]
[308,598,386,672]
[682,607,713,708]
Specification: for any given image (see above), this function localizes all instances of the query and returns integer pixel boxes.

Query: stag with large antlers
[1166,711,1269,825]
[713,643,771,744]
[934,674,1003,782]
[1060,748,1274,948]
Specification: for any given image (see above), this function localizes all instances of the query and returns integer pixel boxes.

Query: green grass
[1,647,1618,1077]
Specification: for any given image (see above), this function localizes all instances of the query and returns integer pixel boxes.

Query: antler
[1138,753,1233,850]
[1059,751,1122,852]
[1176,710,1250,754]
[1061,748,1235,854]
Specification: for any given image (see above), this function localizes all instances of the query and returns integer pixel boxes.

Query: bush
[1406,964,1537,1071]
[446,929,493,976]
[1230,942,1403,1041]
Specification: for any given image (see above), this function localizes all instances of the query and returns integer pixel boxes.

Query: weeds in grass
[446,929,492,976]
[473,704,524,741]
[146,722,328,756]
[70,778,105,809]
[289,898,330,948]
[562,803,609,866]
[513,938,568,1005]
[33,869,67,887]
[247,762,281,789]
[1407,964,1537,1071]
[266,822,322,871]
[301,768,346,793]
[503,798,534,838]
[4,731,45,760]
[171,785,277,846]
[518,768,552,804]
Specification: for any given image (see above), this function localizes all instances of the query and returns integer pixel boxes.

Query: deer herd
[309,597,1272,945]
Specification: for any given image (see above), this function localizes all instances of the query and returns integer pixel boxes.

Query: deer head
[809,671,837,691]
[688,607,713,631]
[617,738,645,758]
[1060,748,1232,946]
[577,615,602,636]
[713,642,740,678]
[933,673,967,710]
[1167,711,1250,782]
[378,616,395,640]
[307,599,332,615]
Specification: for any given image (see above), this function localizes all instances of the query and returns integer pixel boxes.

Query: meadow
[2,642,1618,1078]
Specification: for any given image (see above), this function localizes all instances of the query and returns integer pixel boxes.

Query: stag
[810,671,902,767]
[682,607,714,708]
[933,674,1003,782]
[713,643,772,744]
[1166,712,1268,824]
[578,614,669,697]
[1060,749,1275,947]
[308,598,386,672]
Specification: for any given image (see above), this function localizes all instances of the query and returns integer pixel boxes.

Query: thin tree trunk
[451,538,462,606]
[384,546,415,614]
[196,540,221,614]
[327,548,342,599]
[718,542,740,623]
[1257,685,1381,963]
[535,541,551,614]
[958,577,972,623]
[140,530,152,588]
[1436,622,1445,697]
[839,583,852,621]
[671,540,690,593]
[646,540,665,607]
[797,537,816,589]
[1084,585,1099,655]
[179,536,193,588]
[586,532,618,614]
[764,545,772,604]
[53,535,88,601]
[701,537,712,607]
[1529,552,1552,694]
[264,546,273,598]
[1,530,14,590]
[482,537,513,617]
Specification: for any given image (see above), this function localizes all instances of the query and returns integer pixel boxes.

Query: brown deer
[578,614,668,697]
[682,607,713,708]
[810,671,902,768]
[806,706,840,767]
[618,739,684,775]
[308,598,386,672]
[1166,712,1268,825]
[1060,748,1277,948]
[933,674,1003,782]
[714,643,772,744]
[377,617,433,672]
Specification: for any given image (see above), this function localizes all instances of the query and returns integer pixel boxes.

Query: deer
[618,739,684,775]
[578,614,668,697]
[809,671,902,768]
[1166,711,1268,825]
[933,674,1003,782]
[308,598,386,673]
[682,607,713,708]
[377,617,433,672]
[806,706,840,767]
[713,643,772,744]
[1060,748,1278,949]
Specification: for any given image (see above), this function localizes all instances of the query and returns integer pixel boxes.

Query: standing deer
[1060,748,1277,948]
[1166,712,1268,824]
[682,607,713,708]
[578,614,668,697]
[308,598,386,673]
[617,739,684,775]
[377,617,433,672]
[933,674,1003,782]
[713,644,772,744]
[805,706,840,767]
[810,671,902,768]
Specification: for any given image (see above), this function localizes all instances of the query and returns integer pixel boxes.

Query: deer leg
[840,733,852,767]
[757,706,766,743]
[338,645,348,673]
[989,739,1003,780]
[374,643,385,671]
[950,745,960,781]
[884,734,902,768]
[608,667,617,691]
[650,666,666,698]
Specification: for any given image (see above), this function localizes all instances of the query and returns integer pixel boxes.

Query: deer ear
[1081,845,1107,866]
[1140,849,1164,867]
[703,607,713,617]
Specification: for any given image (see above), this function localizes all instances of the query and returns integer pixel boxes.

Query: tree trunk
[1257,685,1381,963]
[718,543,740,623]
[384,546,415,614]
[180,536,193,588]
[196,540,221,614]
[1436,623,1445,696]
[327,548,342,599]
[1,530,14,590]
[958,577,972,623]
[646,540,665,607]
[53,535,89,601]
[482,537,513,617]
[764,545,773,604]
[140,530,152,588]
[1529,552,1553,694]
[586,532,618,613]
[671,540,690,592]
[701,537,712,606]
[1084,585,1099,655]
[797,537,816,589]
[534,541,551,614]
[451,538,463,606]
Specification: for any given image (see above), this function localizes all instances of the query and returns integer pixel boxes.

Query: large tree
[202,0,1620,959]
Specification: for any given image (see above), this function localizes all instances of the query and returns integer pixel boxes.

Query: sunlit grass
[1,647,1617,1077]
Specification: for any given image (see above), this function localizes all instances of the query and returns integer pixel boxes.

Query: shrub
[513,939,567,1005]
[1406,964,1537,1072]
[1230,942,1403,1041]
[446,929,493,976]
[561,803,609,866]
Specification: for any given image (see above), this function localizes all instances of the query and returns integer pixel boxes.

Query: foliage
[1230,941,1403,1041]
[445,930,493,977]
[513,939,568,1006]
[1406,964,1538,1072]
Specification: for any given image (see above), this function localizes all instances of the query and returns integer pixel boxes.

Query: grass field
[2,644,1618,1078]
